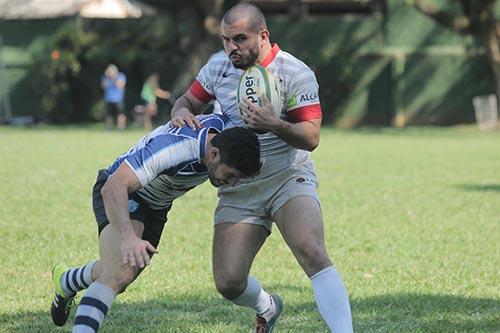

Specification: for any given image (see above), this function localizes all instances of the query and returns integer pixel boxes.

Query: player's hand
[120,236,158,268]
[170,108,202,130]
[241,95,280,132]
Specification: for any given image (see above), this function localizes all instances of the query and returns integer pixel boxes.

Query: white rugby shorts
[215,153,320,231]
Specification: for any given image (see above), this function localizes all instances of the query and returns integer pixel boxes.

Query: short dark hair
[222,3,267,33]
[210,127,261,177]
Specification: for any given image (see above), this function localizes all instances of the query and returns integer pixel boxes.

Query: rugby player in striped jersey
[50,114,261,332]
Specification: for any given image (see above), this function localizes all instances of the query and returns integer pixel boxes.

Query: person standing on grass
[49,113,261,332]
[138,73,172,131]
[169,3,353,332]
[101,64,127,131]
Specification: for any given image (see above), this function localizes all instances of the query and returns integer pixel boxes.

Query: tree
[141,0,239,95]
[407,0,500,111]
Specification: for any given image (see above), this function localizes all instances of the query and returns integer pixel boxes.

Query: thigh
[97,220,144,291]
[212,223,268,280]
[117,102,126,116]
[93,171,169,249]
[146,103,158,116]
[99,220,145,264]
[273,196,331,276]
[215,178,274,231]
[105,103,116,117]
[129,193,169,248]
[269,159,320,218]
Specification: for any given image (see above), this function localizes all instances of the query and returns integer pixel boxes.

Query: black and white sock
[72,282,116,333]
[61,260,97,297]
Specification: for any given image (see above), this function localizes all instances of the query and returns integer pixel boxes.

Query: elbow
[303,135,320,152]
[100,181,113,200]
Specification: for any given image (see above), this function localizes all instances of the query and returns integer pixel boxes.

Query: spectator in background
[136,73,171,131]
[101,64,127,131]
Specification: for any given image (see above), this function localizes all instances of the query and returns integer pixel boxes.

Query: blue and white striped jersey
[106,114,233,210]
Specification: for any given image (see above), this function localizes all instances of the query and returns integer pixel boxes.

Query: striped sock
[61,260,97,297]
[73,282,116,333]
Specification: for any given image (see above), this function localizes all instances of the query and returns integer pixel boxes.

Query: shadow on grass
[1,293,498,332]
[455,183,500,192]
[349,293,500,332]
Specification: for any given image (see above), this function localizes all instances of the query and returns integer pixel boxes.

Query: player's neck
[257,43,273,65]
[207,132,217,143]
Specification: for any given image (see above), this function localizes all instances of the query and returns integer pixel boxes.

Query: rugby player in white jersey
[170,3,353,333]
[49,114,261,332]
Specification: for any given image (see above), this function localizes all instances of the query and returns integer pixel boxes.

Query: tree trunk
[169,0,225,98]
[487,22,500,113]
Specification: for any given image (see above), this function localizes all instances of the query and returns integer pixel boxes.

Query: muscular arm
[243,97,321,151]
[269,118,321,151]
[101,162,156,267]
[170,91,209,129]
[101,162,141,240]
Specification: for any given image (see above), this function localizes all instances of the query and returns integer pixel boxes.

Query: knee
[214,273,247,300]
[115,269,137,294]
[100,267,137,295]
[294,239,332,274]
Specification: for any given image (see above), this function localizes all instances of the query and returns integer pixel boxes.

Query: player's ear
[259,30,269,43]
[209,147,220,161]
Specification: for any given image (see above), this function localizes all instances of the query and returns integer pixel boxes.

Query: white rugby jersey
[106,114,232,210]
[190,44,322,160]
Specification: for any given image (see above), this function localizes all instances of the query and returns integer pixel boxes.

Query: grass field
[0,125,499,332]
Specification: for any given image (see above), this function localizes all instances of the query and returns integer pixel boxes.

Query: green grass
[0,125,499,332]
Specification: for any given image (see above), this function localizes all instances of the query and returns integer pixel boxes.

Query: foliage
[30,20,97,123]
[406,0,500,110]
[27,15,184,123]
[4,1,498,125]
[0,125,499,332]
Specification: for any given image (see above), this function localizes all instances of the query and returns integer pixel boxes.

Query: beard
[230,47,259,69]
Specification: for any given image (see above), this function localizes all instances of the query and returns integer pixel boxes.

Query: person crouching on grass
[49,113,261,332]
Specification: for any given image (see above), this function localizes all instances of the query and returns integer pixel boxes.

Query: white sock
[72,282,116,333]
[311,266,353,333]
[230,276,276,322]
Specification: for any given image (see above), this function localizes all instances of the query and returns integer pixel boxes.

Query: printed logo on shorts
[128,199,139,213]
[296,177,315,186]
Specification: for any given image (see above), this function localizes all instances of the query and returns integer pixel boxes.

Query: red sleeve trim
[287,104,322,123]
[189,80,214,104]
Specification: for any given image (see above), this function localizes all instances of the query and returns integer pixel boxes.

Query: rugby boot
[254,293,283,333]
[50,263,75,326]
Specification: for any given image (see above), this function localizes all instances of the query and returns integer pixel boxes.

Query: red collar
[260,43,280,67]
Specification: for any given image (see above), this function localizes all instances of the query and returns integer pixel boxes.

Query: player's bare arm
[100,162,157,268]
[170,91,207,129]
[243,96,321,151]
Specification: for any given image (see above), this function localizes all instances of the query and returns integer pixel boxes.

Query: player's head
[221,4,269,69]
[205,127,261,187]
[105,64,118,77]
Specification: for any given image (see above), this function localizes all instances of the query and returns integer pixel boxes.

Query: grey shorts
[214,154,320,232]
